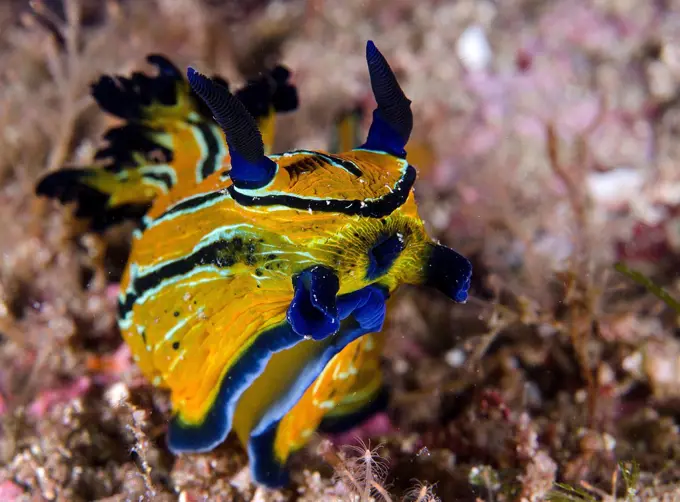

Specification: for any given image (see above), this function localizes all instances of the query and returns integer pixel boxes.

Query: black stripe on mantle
[227,164,416,218]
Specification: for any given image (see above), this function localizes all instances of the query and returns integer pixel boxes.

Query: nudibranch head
[116,40,471,488]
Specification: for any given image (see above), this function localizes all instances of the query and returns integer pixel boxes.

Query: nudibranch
[36,42,472,487]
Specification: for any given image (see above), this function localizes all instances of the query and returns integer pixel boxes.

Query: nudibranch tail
[317,331,389,436]
[361,40,413,158]
[318,385,390,434]
[186,68,277,189]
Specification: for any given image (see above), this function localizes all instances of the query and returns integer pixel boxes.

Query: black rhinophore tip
[362,40,413,158]
[187,67,276,189]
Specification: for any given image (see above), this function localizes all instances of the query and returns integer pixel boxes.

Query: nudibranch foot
[288,266,341,340]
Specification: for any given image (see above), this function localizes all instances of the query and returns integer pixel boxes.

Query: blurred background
[1,0,680,500]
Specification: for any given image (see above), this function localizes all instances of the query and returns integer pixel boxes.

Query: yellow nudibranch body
[36,41,471,487]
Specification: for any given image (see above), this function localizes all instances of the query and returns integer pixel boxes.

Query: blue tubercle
[249,284,388,487]
[287,266,340,340]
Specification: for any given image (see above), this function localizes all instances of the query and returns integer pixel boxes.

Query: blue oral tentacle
[425,243,473,303]
[287,265,341,340]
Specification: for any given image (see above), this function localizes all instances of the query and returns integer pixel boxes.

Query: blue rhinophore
[360,40,413,158]
[361,108,408,158]
[186,67,277,190]
[228,149,277,190]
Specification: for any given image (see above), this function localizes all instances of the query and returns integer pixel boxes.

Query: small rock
[456,25,492,72]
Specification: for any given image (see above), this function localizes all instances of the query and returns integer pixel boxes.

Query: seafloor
[1,0,680,500]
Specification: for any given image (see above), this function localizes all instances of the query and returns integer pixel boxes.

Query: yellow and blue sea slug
[36,41,472,487]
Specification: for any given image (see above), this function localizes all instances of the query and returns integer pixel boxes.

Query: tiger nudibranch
[38,40,472,487]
